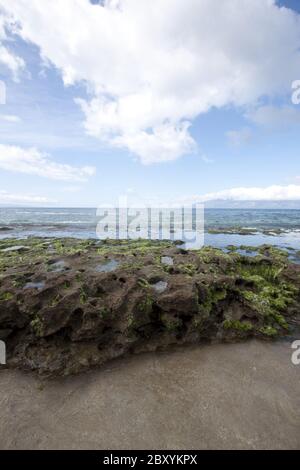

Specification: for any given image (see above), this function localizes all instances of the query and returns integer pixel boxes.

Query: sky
[0,0,300,207]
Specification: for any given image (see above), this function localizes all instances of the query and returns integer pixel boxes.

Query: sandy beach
[0,339,299,450]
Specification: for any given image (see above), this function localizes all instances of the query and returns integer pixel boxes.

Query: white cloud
[0,190,55,204]
[0,144,96,181]
[199,185,300,201]
[1,0,300,162]
[0,45,25,81]
[0,114,21,122]
[246,105,300,129]
[113,122,196,164]
[0,16,25,80]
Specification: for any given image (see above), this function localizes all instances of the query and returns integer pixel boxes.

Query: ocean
[0,207,300,251]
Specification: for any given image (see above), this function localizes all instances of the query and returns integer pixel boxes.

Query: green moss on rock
[259,325,278,337]
[161,314,182,332]
[137,294,153,314]
[177,263,197,276]
[0,291,13,301]
[223,319,253,332]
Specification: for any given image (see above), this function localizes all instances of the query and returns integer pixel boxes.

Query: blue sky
[0,0,300,206]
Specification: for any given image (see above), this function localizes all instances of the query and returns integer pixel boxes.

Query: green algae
[99,307,110,320]
[237,261,284,284]
[79,287,88,304]
[208,227,257,235]
[30,316,43,336]
[198,285,228,315]
[0,291,14,301]
[223,319,253,332]
[192,315,205,331]
[238,245,259,253]
[121,260,145,271]
[97,239,172,257]
[257,245,289,261]
[226,245,238,252]
[240,282,297,317]
[239,274,267,287]
[270,312,289,330]
[177,263,197,276]
[259,325,278,337]
[196,246,231,260]
[137,294,153,314]
[137,278,150,289]
[161,314,182,332]
[49,294,62,308]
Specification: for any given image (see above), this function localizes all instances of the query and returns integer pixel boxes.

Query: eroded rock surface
[0,237,299,376]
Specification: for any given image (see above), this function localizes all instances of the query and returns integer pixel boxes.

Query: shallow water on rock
[161,256,173,266]
[1,245,29,253]
[236,249,258,257]
[288,255,300,265]
[95,259,119,273]
[152,281,168,293]
[24,281,45,290]
[48,260,68,273]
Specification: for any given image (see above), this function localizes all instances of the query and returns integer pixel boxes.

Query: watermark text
[0,80,6,105]
[0,340,6,365]
[291,340,300,365]
[96,204,204,249]
[291,80,300,105]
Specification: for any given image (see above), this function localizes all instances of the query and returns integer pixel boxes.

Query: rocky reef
[0,237,299,376]
[207,227,292,236]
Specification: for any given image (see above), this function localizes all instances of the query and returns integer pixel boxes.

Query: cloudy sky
[0,0,300,206]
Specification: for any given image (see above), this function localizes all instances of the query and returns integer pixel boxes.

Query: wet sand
[0,339,299,450]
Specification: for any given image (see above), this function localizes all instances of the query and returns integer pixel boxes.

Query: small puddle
[1,245,29,253]
[95,259,119,273]
[289,255,300,265]
[236,249,258,258]
[224,247,259,257]
[152,281,168,293]
[48,260,68,273]
[24,281,45,290]
[161,256,174,266]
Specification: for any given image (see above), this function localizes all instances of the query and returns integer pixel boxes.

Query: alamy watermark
[96,199,204,249]
[291,340,300,365]
[0,79,6,105]
[0,340,6,365]
[291,80,300,105]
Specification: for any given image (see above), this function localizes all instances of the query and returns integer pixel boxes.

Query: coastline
[1,207,300,252]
